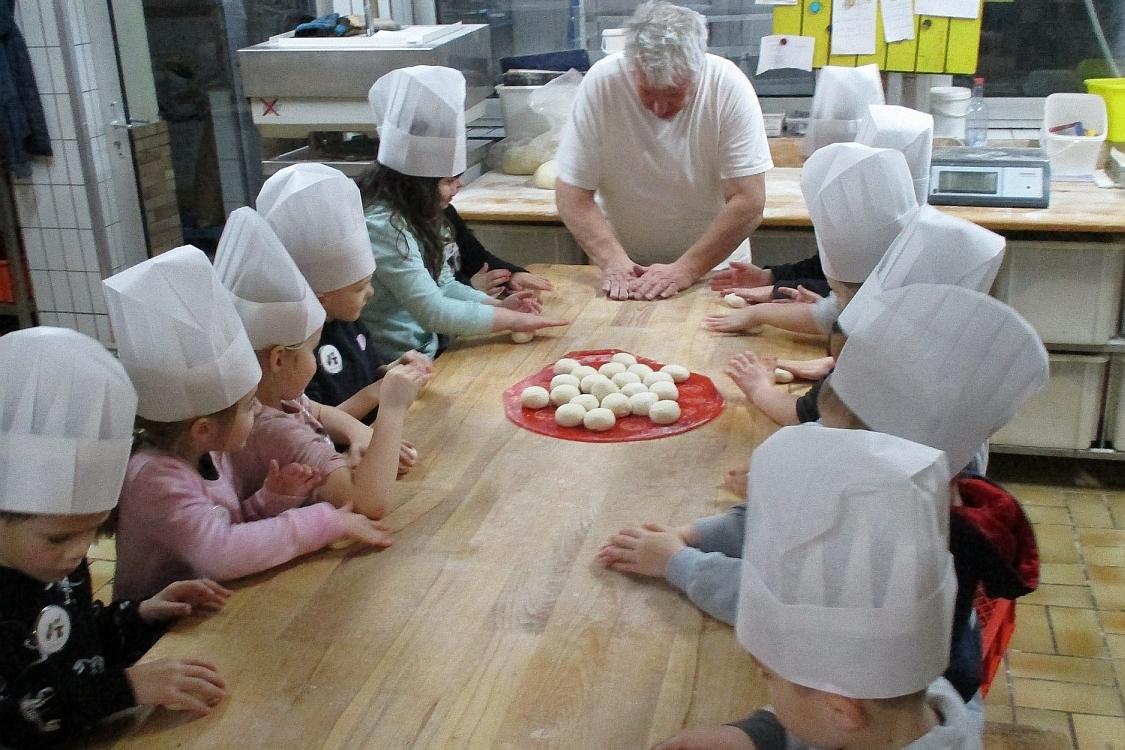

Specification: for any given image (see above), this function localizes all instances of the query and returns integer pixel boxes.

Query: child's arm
[726,352,800,427]
[652,725,759,750]
[704,301,823,336]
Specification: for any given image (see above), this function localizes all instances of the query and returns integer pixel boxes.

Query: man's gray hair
[624,1,708,87]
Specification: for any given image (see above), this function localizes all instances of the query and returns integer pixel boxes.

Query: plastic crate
[993,353,1106,450]
[974,588,1016,698]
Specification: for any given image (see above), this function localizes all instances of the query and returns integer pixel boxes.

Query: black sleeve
[767,253,824,284]
[794,377,825,424]
[445,206,526,280]
[93,599,165,668]
[727,709,788,750]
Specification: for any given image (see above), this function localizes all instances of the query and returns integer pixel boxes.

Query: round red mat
[503,349,725,443]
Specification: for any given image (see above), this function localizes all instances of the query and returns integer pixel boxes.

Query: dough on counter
[599,362,627,378]
[600,392,631,418]
[649,381,679,401]
[550,384,581,406]
[629,391,659,416]
[511,331,534,344]
[570,393,600,411]
[553,358,581,375]
[583,407,616,432]
[590,379,620,401]
[774,368,795,384]
[643,371,674,387]
[532,159,557,190]
[612,371,641,388]
[571,365,598,381]
[649,400,681,425]
[661,364,690,383]
[521,386,550,409]
[620,382,648,397]
[610,352,638,367]
[580,373,610,394]
[550,373,581,390]
[502,144,543,175]
[555,402,586,427]
[626,363,654,378]
[723,293,748,308]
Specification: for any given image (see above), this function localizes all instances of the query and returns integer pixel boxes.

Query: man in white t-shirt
[555,1,773,301]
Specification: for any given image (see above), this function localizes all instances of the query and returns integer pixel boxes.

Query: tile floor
[85,454,1125,749]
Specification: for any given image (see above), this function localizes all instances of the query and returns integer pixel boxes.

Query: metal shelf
[1044,338,1125,355]
[990,444,1125,461]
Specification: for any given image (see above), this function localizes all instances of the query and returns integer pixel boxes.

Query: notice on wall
[754,0,798,5]
[756,35,815,74]
[881,0,916,42]
[830,0,877,56]
[914,0,981,19]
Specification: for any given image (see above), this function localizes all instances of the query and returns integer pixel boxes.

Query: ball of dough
[723,293,748,308]
[600,392,631,417]
[583,407,616,432]
[774,368,795,384]
[649,381,679,401]
[648,399,681,425]
[580,373,610,394]
[626,363,654,378]
[502,144,543,175]
[661,364,690,383]
[642,371,674,387]
[550,373,580,390]
[612,371,641,388]
[610,352,638,367]
[554,402,586,427]
[620,382,648,397]
[511,331,534,344]
[521,386,550,409]
[571,365,598,381]
[553,358,581,375]
[629,391,659,416]
[598,362,627,378]
[532,159,557,190]
[590,379,620,401]
[570,393,600,411]
[550,384,581,406]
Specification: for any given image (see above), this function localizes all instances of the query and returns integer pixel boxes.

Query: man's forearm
[678,190,764,279]
[555,182,630,270]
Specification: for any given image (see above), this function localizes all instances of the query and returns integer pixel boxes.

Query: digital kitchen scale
[928,147,1051,209]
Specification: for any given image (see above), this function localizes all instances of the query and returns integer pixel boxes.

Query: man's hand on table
[601,263,643,300]
[629,262,696,300]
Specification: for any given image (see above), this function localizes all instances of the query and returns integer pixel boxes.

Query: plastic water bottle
[965,77,989,147]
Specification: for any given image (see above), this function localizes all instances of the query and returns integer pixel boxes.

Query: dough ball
[521,386,550,409]
[583,407,616,432]
[612,372,641,388]
[723,293,748,309]
[554,402,587,427]
[580,373,610,394]
[511,331,534,344]
[774,368,795,384]
[570,393,600,411]
[626,363,654,378]
[661,364,690,383]
[628,391,659,416]
[648,399,681,425]
[553,358,581,375]
[610,352,638,367]
[620,382,648,397]
[550,384,581,406]
[571,365,598,381]
[502,144,543,175]
[649,381,679,401]
[532,159,557,190]
[600,392,631,417]
[590,379,620,401]
[642,371,674,387]
[598,362,627,378]
[550,373,580,390]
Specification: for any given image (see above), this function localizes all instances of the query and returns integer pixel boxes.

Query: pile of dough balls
[520,352,688,430]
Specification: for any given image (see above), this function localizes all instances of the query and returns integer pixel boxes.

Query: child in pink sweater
[104,246,392,601]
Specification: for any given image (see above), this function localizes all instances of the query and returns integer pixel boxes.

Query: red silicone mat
[503,349,724,443]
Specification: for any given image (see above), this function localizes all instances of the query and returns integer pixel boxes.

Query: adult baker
[555,1,772,301]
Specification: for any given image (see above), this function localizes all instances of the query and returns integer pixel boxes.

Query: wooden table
[91,266,826,750]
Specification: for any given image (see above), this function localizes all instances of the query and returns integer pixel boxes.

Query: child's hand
[471,262,511,297]
[710,261,772,293]
[345,425,374,466]
[500,290,544,315]
[703,308,759,334]
[674,523,699,547]
[264,460,325,497]
[395,350,434,375]
[397,440,418,476]
[595,522,686,578]
[724,464,749,499]
[774,284,823,304]
[335,504,395,546]
[724,286,775,305]
[510,313,569,333]
[126,657,227,714]
[139,579,232,623]
[652,726,757,750]
[508,272,552,292]
[725,351,777,400]
[380,364,427,410]
[774,356,834,382]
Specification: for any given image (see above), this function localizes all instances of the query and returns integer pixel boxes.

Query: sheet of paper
[881,0,916,42]
[830,0,877,56]
[756,35,815,74]
[915,0,980,19]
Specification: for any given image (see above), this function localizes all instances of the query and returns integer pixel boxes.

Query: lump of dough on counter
[612,371,641,388]
[774,368,795,384]
[553,358,581,375]
[550,373,580,390]
[599,392,631,417]
[723,293,748,308]
[629,391,659,416]
[511,331,534,344]
[550,384,581,406]
[649,400,681,425]
[661,364,690,383]
[521,386,550,409]
[583,407,616,432]
[610,352,638,367]
[532,159,557,190]
[502,145,543,175]
[643,371,674,387]
[554,402,586,427]
[620,382,648,397]
[649,381,679,401]
[599,362,627,378]
[570,393,600,411]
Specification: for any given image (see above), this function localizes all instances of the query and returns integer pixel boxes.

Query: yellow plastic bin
[1085,78,1125,141]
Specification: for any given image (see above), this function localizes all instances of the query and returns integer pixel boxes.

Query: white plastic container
[990,240,1125,345]
[496,85,550,140]
[993,353,1106,450]
[601,28,625,54]
[1041,93,1108,179]
[930,86,970,140]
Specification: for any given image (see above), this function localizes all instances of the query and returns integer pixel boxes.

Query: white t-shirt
[556,53,773,266]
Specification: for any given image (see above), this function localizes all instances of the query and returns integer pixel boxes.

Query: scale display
[929,147,1051,209]
[937,170,999,195]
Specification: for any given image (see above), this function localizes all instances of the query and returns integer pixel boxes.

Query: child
[257,162,434,426]
[444,204,552,296]
[654,426,981,750]
[104,246,392,601]
[215,207,425,519]
[359,65,567,360]
[0,327,229,747]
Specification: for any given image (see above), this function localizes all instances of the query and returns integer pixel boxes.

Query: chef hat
[833,284,1048,472]
[369,65,466,178]
[837,205,1005,335]
[104,246,261,423]
[256,163,376,295]
[214,207,326,350]
[0,328,137,515]
[803,64,885,156]
[801,143,918,283]
[856,105,934,204]
[736,426,955,699]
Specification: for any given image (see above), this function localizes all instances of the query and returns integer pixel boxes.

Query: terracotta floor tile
[1078,529,1125,548]
[1007,652,1117,686]
[1107,494,1125,529]
[1072,714,1125,750]
[1028,506,1073,525]
[1041,564,1089,586]
[1106,634,1125,660]
[1083,545,1125,567]
[1011,678,1123,716]
[1023,584,1096,609]
[88,536,116,562]
[985,702,1014,724]
[1088,567,1125,610]
[89,560,114,595]
[1009,483,1069,507]
[1011,604,1056,654]
[1037,524,1081,564]
[1068,495,1114,528]
[1099,611,1125,635]
[1012,706,1076,743]
[1049,608,1106,658]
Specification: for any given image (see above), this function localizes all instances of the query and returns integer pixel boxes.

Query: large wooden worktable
[92,265,826,750]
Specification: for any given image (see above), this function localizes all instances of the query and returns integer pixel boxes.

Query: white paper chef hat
[736,426,955,699]
[856,105,934,204]
[0,328,137,515]
[256,163,376,295]
[214,207,326,350]
[801,143,918,283]
[803,64,885,157]
[369,65,466,178]
[103,245,262,423]
[833,284,1048,472]
[837,205,1006,335]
